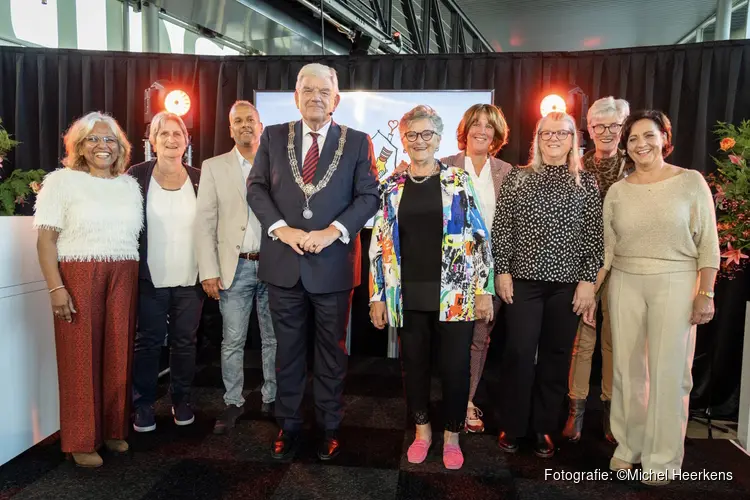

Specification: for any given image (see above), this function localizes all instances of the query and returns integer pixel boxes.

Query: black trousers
[132,279,204,407]
[398,310,474,433]
[497,279,580,437]
[268,281,352,432]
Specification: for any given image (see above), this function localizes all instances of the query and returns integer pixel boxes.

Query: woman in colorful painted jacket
[368,105,494,471]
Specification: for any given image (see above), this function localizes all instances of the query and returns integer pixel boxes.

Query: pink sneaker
[443,443,464,470]
[407,438,431,464]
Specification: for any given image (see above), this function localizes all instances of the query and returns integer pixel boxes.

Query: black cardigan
[126,159,202,284]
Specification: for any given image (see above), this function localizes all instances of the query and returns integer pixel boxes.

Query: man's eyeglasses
[591,123,622,135]
[404,130,438,142]
[84,135,118,145]
[538,130,573,141]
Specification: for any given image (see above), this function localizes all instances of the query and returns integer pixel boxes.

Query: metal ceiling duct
[148,0,349,55]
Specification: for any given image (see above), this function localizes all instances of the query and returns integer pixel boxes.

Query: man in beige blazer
[195,100,277,435]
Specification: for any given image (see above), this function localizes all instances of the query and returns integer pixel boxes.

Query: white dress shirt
[465,156,495,236]
[146,176,199,288]
[267,119,350,243]
[234,147,263,253]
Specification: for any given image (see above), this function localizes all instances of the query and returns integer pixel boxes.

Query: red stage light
[164,89,191,117]
[540,94,566,117]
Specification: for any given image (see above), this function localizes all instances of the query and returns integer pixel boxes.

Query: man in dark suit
[247,63,379,461]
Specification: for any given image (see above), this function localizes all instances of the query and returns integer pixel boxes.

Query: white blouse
[464,156,496,234]
[33,168,143,262]
[146,176,198,288]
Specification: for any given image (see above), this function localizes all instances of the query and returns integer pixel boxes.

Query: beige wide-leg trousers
[608,268,698,479]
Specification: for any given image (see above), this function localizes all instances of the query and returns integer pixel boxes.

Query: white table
[0,216,59,466]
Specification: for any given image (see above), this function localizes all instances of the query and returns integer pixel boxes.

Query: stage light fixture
[540,94,566,117]
[164,89,191,117]
[540,84,590,153]
[143,80,195,165]
[144,80,193,129]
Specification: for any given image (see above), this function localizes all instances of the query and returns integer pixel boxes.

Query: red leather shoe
[271,430,298,460]
[317,430,341,461]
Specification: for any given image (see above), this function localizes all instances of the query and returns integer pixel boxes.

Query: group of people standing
[34,62,719,486]
[368,94,719,482]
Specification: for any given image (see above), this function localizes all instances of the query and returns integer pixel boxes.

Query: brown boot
[105,439,129,453]
[70,451,103,468]
[601,400,617,444]
[562,399,586,442]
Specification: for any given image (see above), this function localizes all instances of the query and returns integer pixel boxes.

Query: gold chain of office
[286,121,348,198]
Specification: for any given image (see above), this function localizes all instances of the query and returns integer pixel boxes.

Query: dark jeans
[132,279,204,408]
[398,310,474,433]
[497,279,580,437]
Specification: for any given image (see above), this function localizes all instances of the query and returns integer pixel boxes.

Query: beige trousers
[568,291,613,401]
[608,268,698,478]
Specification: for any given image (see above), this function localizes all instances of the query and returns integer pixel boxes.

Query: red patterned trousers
[54,260,138,453]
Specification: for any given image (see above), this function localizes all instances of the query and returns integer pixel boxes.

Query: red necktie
[302,132,319,184]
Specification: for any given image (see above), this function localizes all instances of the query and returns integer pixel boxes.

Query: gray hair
[522,111,582,186]
[149,111,189,146]
[587,96,630,125]
[229,100,259,122]
[398,105,444,147]
[295,63,339,94]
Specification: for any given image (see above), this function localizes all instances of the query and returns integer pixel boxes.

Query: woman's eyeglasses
[84,135,118,145]
[538,130,573,141]
[591,123,622,135]
[404,130,438,142]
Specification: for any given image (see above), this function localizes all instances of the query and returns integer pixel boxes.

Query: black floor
[2,351,750,499]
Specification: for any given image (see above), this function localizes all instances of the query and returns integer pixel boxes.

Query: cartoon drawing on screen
[371,119,400,180]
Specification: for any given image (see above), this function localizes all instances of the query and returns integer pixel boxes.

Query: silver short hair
[295,63,339,94]
[149,111,189,146]
[229,100,259,122]
[587,96,630,125]
[398,105,444,147]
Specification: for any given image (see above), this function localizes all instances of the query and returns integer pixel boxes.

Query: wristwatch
[698,290,715,299]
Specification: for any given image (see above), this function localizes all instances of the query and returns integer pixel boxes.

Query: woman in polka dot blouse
[491,111,604,459]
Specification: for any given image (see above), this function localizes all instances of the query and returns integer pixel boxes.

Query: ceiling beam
[677,0,748,43]
[431,0,447,52]
[439,0,492,52]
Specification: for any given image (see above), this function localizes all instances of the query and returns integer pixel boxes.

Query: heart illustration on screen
[388,120,399,133]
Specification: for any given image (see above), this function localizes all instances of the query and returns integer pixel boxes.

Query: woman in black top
[369,105,494,470]
[492,111,603,458]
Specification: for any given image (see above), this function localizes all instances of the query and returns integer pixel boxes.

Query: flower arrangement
[0,117,46,216]
[707,120,750,280]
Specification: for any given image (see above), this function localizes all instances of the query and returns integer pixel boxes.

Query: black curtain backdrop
[2,41,749,416]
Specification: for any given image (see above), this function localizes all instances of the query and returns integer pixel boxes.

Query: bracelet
[49,285,65,293]
[698,290,715,299]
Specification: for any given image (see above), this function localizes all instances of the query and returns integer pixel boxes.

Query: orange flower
[721,242,749,266]
[720,137,736,151]
[29,181,41,194]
